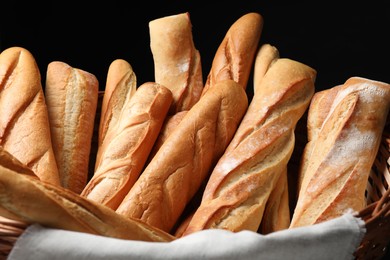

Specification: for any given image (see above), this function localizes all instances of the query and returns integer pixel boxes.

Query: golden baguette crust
[296,87,340,192]
[81,82,173,210]
[260,168,290,234]
[290,77,390,228]
[182,58,316,236]
[146,110,188,164]
[149,12,203,114]
[45,61,99,194]
[0,47,60,185]
[98,59,137,148]
[116,80,248,233]
[0,145,37,178]
[201,12,263,95]
[0,164,175,242]
[173,211,194,237]
[253,43,279,93]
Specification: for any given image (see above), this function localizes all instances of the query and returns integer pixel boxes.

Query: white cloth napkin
[8,212,365,260]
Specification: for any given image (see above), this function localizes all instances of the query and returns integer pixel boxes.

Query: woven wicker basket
[0,92,389,260]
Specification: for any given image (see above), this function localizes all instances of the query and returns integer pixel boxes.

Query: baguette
[98,59,137,148]
[254,45,288,234]
[81,82,173,210]
[173,211,194,237]
[290,76,390,228]
[0,46,60,185]
[149,12,204,114]
[259,168,291,234]
[253,43,279,93]
[116,79,248,233]
[181,58,316,236]
[296,88,338,193]
[201,12,263,95]
[0,145,37,178]
[45,61,99,194]
[0,160,175,242]
[146,110,188,163]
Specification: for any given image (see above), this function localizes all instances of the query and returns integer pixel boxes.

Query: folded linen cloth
[8,212,365,260]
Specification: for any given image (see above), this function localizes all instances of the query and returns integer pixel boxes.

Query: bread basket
[287,111,390,260]
[0,92,389,260]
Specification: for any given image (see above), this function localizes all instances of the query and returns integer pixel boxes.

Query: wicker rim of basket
[354,188,390,259]
[0,216,27,258]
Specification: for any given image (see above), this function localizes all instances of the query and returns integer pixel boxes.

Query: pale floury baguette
[45,61,99,194]
[201,12,263,95]
[295,88,336,193]
[116,80,248,233]
[0,47,60,185]
[182,58,316,236]
[81,82,173,210]
[290,77,390,228]
[0,158,175,242]
[98,59,137,148]
[149,12,204,114]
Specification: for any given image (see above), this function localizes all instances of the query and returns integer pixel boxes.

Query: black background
[1,1,389,92]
